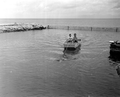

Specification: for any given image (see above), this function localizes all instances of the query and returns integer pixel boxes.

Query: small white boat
[63,39,81,53]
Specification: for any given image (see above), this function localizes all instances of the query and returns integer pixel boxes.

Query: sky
[0,0,120,18]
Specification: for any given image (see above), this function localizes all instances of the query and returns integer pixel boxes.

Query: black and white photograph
[0,0,120,97]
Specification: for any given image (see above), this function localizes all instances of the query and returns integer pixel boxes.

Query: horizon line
[0,17,120,19]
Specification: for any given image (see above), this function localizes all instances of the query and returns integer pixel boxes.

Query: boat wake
[56,52,80,62]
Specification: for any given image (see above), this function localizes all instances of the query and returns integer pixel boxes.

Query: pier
[47,25,120,32]
[0,24,120,33]
[0,23,46,33]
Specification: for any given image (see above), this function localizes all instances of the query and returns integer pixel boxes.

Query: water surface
[1,18,120,27]
[0,29,120,97]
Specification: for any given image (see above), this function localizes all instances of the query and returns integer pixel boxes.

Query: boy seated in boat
[67,34,73,42]
[72,33,78,43]
[67,33,81,43]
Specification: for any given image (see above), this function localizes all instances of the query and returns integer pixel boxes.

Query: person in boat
[73,33,78,43]
[115,40,120,44]
[67,34,73,42]
[115,40,118,43]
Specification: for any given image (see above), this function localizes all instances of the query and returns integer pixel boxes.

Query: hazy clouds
[0,0,120,18]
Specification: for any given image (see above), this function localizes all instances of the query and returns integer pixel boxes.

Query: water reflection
[109,50,120,77]
[116,65,120,76]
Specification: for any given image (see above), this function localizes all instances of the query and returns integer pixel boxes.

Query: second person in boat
[72,33,78,43]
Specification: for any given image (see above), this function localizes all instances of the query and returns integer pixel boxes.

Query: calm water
[0,18,120,27]
[0,19,120,97]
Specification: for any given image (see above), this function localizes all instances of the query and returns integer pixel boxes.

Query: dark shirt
[73,37,78,43]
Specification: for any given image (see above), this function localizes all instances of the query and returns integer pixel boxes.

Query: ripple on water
[0,29,120,97]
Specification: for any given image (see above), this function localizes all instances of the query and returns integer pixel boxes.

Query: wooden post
[116,28,118,32]
[68,26,69,30]
[91,27,92,31]
[47,25,49,29]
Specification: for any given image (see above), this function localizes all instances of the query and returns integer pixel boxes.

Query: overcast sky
[0,0,120,18]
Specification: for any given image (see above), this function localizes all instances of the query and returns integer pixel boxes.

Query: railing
[47,25,120,32]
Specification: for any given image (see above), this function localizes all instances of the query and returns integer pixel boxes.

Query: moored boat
[109,41,120,58]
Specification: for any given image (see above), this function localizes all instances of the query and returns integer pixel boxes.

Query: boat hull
[63,44,81,54]
[109,41,120,61]
[110,49,120,57]
[110,42,120,55]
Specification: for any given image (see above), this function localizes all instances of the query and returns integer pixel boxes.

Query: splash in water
[56,52,80,62]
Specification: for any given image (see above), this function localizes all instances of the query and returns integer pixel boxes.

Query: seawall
[0,24,120,33]
[0,23,46,33]
[47,25,120,32]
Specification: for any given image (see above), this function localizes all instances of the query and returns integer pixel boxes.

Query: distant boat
[109,41,120,58]
[63,39,81,54]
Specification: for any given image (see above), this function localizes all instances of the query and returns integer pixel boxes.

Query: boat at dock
[109,41,120,59]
